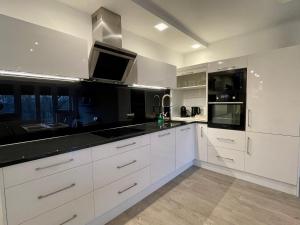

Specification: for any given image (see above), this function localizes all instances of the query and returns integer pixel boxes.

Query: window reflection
[40,95,53,124]
[0,95,14,115]
[21,95,36,121]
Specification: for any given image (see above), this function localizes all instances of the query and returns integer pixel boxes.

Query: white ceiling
[57,0,203,53]
[57,0,300,53]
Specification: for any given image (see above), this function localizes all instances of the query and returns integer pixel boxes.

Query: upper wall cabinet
[0,15,89,79]
[247,45,300,136]
[207,56,247,73]
[126,55,176,88]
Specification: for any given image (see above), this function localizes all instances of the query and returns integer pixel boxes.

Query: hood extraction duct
[89,7,137,84]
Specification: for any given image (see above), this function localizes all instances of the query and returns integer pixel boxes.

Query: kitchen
[0,0,300,225]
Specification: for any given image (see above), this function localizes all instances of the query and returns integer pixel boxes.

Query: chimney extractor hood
[89,7,137,84]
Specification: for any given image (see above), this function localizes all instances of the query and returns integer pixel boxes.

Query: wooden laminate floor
[107,167,300,225]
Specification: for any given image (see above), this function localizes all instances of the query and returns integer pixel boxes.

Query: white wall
[0,0,183,67]
[183,19,300,66]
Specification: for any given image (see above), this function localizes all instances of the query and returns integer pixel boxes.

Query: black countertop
[0,121,205,168]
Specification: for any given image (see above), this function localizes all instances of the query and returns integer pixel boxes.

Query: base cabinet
[176,124,195,169]
[245,132,299,185]
[196,124,208,162]
[150,130,176,183]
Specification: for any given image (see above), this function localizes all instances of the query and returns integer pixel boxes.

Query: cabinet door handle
[116,142,136,149]
[59,214,77,225]
[248,109,251,128]
[201,127,203,137]
[247,137,251,155]
[118,183,138,194]
[216,155,234,162]
[180,127,191,132]
[117,160,137,169]
[35,158,74,171]
[158,132,170,137]
[217,137,235,143]
[38,183,76,200]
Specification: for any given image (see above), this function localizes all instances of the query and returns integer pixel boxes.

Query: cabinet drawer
[6,164,93,225]
[94,145,150,189]
[91,135,150,161]
[94,167,150,216]
[208,146,245,171]
[20,193,94,225]
[3,149,91,188]
[207,128,246,151]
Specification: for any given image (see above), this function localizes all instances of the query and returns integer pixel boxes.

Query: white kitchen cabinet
[245,132,299,185]
[207,56,247,73]
[247,45,300,136]
[6,164,93,225]
[126,55,176,88]
[150,129,176,183]
[93,146,150,189]
[94,167,150,216]
[207,146,245,171]
[20,193,94,225]
[196,124,208,162]
[175,124,196,169]
[0,14,88,79]
[207,128,246,152]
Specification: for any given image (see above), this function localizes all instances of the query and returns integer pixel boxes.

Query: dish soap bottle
[157,113,164,126]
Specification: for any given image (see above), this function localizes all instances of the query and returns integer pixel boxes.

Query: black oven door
[208,102,245,131]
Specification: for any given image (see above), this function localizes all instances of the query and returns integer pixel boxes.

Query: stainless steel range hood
[89,7,137,84]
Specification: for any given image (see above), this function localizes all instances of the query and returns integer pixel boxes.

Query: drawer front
[207,128,246,151]
[94,167,150,216]
[207,146,245,171]
[20,193,94,225]
[91,135,150,161]
[94,145,150,189]
[6,164,93,225]
[4,149,91,188]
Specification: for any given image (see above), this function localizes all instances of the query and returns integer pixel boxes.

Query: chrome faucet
[161,94,171,119]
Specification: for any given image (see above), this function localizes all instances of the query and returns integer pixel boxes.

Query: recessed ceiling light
[218,61,223,65]
[154,23,168,31]
[192,44,201,49]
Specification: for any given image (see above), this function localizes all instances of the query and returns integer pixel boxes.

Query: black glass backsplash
[0,77,169,145]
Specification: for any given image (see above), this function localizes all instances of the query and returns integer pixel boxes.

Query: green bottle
[157,113,164,126]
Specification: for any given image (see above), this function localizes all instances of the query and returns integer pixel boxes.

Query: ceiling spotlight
[154,23,169,31]
[192,44,201,49]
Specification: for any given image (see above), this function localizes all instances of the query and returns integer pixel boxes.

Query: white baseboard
[88,161,194,225]
[194,160,298,196]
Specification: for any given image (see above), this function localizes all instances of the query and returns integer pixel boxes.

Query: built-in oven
[208,68,247,130]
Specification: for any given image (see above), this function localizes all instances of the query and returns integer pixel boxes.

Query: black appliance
[191,107,201,117]
[208,68,247,130]
[180,106,188,117]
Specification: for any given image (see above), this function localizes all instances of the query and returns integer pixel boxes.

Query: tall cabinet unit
[245,45,300,187]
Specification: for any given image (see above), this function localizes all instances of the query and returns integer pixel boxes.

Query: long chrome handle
[38,183,76,200]
[201,127,203,138]
[59,214,77,225]
[217,137,235,143]
[248,109,251,128]
[35,159,74,171]
[247,137,251,155]
[216,155,234,161]
[180,127,191,131]
[117,160,137,169]
[116,142,136,149]
[158,132,170,138]
[118,183,138,194]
